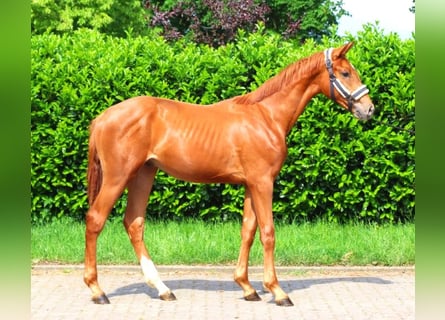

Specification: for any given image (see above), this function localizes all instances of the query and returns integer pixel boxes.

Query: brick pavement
[31,265,414,320]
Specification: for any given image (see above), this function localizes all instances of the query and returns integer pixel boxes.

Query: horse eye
[341,71,350,78]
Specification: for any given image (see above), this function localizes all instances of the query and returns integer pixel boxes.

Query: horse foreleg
[84,182,127,304]
[123,165,176,301]
[234,187,261,301]
[248,180,294,307]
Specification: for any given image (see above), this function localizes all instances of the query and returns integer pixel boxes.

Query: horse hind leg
[84,178,128,304]
[123,164,176,301]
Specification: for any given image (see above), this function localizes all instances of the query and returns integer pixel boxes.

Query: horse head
[322,42,375,121]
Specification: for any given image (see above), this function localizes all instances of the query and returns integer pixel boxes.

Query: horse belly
[145,100,252,184]
[150,136,245,184]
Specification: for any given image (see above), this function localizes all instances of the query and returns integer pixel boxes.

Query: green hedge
[31,25,415,224]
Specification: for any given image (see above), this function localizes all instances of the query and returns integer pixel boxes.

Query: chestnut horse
[84,42,374,306]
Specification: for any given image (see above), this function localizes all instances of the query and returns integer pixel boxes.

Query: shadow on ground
[107,276,392,300]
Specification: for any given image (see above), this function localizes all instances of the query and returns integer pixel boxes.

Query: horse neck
[235,52,325,135]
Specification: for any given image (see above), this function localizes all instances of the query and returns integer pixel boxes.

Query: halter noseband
[324,48,369,111]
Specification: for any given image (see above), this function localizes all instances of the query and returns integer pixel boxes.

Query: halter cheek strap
[324,48,369,111]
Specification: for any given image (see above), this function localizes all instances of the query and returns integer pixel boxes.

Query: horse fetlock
[233,271,244,284]
[262,279,276,293]
[234,274,253,295]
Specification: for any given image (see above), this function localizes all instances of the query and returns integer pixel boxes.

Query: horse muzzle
[352,102,375,121]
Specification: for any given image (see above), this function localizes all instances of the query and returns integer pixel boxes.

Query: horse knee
[240,229,255,247]
[85,211,107,235]
[259,225,275,248]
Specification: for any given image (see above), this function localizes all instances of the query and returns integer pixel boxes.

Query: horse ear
[333,42,354,59]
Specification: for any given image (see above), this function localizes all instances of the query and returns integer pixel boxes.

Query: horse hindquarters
[84,159,129,303]
[83,120,139,303]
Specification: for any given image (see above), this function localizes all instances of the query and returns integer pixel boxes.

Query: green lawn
[31,218,415,266]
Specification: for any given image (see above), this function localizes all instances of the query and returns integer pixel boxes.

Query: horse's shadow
[107,276,392,300]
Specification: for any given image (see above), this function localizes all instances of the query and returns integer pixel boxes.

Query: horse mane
[233,51,324,105]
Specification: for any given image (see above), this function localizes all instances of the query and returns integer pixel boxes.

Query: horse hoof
[92,294,110,304]
[244,291,262,301]
[160,291,177,301]
[275,297,294,307]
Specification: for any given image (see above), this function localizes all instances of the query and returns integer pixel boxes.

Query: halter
[324,48,369,111]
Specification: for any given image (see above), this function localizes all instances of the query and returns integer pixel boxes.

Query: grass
[31,218,415,266]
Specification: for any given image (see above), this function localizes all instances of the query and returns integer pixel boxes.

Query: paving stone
[31,265,414,320]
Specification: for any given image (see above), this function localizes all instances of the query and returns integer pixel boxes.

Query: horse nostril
[368,104,375,115]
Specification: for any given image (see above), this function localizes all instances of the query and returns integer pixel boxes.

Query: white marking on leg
[140,256,170,296]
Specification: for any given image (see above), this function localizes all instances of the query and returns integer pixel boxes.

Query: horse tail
[87,122,102,207]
